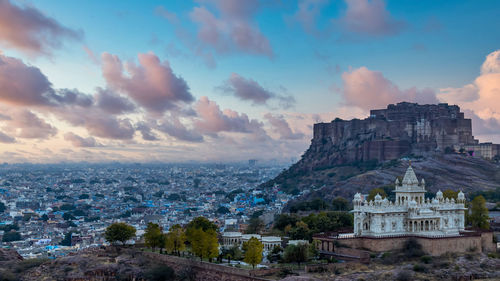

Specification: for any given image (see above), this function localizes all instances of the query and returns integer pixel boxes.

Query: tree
[245,218,265,234]
[284,243,309,267]
[63,213,75,221]
[144,223,163,252]
[267,245,283,263]
[203,229,219,262]
[367,188,387,201]
[217,206,230,214]
[2,231,21,242]
[288,221,310,240]
[0,202,5,213]
[222,245,242,264]
[331,197,350,211]
[60,232,73,246]
[442,190,458,200]
[470,195,490,229]
[243,237,263,269]
[186,216,218,245]
[41,214,49,221]
[189,227,219,261]
[104,222,136,245]
[165,224,186,256]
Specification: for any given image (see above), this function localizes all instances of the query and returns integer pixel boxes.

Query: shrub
[403,238,425,258]
[413,263,427,272]
[487,252,499,259]
[420,255,432,264]
[395,270,413,281]
[143,265,175,281]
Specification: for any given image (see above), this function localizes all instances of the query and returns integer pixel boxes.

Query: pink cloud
[94,87,136,115]
[155,118,204,142]
[335,0,406,37]
[218,73,295,108]
[341,66,438,111]
[194,96,266,137]
[1,109,57,139]
[64,132,101,147]
[438,49,500,121]
[264,113,305,140]
[0,130,15,143]
[289,0,328,35]
[188,0,273,57]
[0,0,82,56]
[101,52,194,114]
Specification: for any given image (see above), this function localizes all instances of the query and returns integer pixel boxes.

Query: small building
[221,232,282,252]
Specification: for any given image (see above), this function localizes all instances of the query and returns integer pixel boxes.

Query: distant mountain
[261,102,500,204]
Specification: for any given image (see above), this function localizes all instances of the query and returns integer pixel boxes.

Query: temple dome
[436,190,443,199]
[402,165,419,185]
[458,191,465,201]
[374,193,382,201]
[354,193,362,201]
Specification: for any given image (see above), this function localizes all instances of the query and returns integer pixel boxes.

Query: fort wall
[330,231,496,256]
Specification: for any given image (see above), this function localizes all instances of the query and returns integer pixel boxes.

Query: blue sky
[0,0,499,163]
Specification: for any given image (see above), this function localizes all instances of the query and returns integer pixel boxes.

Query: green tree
[63,213,75,221]
[442,189,458,200]
[186,216,218,245]
[222,245,242,264]
[245,218,265,234]
[165,224,186,256]
[267,245,283,263]
[243,237,263,269]
[60,232,73,246]
[144,223,163,252]
[0,202,5,213]
[284,243,309,267]
[217,206,230,214]
[367,188,387,201]
[104,222,136,245]
[470,195,490,229]
[331,196,350,211]
[203,229,219,262]
[41,214,49,221]
[2,231,21,242]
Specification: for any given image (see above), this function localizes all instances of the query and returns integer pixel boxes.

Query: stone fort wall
[336,231,495,256]
[143,252,272,281]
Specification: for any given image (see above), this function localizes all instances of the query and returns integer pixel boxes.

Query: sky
[0,0,499,163]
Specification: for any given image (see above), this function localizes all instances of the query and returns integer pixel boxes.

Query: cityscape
[0,0,499,280]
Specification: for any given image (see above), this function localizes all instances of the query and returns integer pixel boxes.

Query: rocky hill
[261,102,500,203]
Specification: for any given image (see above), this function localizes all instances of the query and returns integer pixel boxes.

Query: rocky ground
[263,154,500,209]
[284,252,500,281]
[0,247,499,281]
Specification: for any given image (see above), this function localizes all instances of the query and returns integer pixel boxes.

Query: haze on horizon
[0,0,499,164]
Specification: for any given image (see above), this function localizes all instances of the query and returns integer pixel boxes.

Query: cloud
[0,130,15,143]
[335,0,406,37]
[156,118,204,142]
[194,96,266,136]
[155,6,179,24]
[1,109,57,139]
[186,0,272,57]
[64,132,101,147]
[481,50,500,74]
[95,87,136,114]
[438,49,500,121]
[264,113,305,140]
[0,0,82,56]
[341,66,438,111]
[101,52,194,114]
[0,55,94,108]
[218,73,295,108]
[0,54,54,106]
[289,0,328,35]
[136,121,159,141]
[83,45,99,64]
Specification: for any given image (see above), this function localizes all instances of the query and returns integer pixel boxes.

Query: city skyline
[0,0,500,163]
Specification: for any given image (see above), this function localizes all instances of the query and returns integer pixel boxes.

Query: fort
[307,102,499,168]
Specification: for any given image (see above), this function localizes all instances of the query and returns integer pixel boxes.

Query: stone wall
[335,232,496,256]
[143,252,271,281]
[307,102,479,168]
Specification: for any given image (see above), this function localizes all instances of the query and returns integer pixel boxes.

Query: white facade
[221,232,281,252]
[352,165,467,237]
